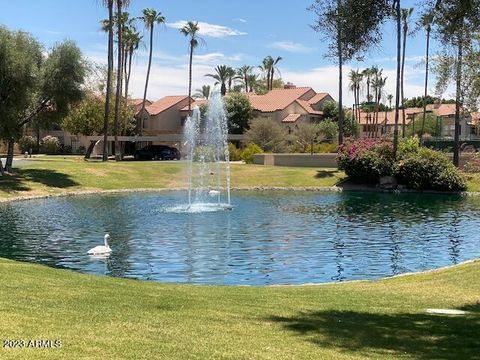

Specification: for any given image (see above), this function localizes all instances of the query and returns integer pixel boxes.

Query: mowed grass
[0,156,345,199]
[0,257,478,359]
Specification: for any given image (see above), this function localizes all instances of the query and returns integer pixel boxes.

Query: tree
[205,65,230,96]
[139,8,165,133]
[418,12,434,141]
[0,28,86,171]
[237,65,253,92]
[293,123,325,154]
[180,21,201,115]
[259,56,282,91]
[348,69,363,125]
[429,0,480,166]
[310,0,390,145]
[101,0,114,161]
[393,0,402,158]
[400,7,414,138]
[244,117,287,152]
[224,92,254,134]
[194,85,211,99]
[318,119,339,140]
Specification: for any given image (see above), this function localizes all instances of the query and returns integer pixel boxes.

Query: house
[357,104,474,139]
[244,84,334,130]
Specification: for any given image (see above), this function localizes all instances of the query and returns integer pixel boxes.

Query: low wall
[253,153,338,168]
[252,152,471,168]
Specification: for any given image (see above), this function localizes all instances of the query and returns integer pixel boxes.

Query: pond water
[0,191,479,285]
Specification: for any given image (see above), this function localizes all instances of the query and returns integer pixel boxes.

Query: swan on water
[87,234,112,255]
[208,190,220,196]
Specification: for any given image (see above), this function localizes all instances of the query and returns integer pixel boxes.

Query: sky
[0,0,447,105]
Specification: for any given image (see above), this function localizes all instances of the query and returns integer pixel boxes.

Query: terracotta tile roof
[296,99,323,115]
[357,106,464,125]
[282,113,302,123]
[357,110,417,125]
[307,93,330,105]
[146,96,189,116]
[180,99,208,111]
[246,87,314,112]
[426,103,457,117]
[129,98,151,107]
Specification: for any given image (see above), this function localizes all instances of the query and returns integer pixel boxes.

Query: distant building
[357,104,475,139]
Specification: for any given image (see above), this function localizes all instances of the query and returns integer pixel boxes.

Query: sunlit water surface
[0,191,478,285]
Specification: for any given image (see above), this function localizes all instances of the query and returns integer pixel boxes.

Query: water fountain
[181,90,231,212]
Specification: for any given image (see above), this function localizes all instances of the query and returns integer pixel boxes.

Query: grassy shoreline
[0,257,478,359]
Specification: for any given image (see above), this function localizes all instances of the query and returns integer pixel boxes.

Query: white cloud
[270,41,314,54]
[282,65,426,105]
[166,21,247,38]
[232,18,247,23]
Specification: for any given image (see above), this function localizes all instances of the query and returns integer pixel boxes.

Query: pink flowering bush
[338,137,395,183]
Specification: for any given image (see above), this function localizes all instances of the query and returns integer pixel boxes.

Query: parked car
[134,145,181,161]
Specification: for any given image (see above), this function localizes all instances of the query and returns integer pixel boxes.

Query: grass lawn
[0,156,345,199]
[0,258,478,359]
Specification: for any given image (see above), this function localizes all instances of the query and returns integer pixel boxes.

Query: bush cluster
[18,135,37,153]
[41,136,60,155]
[241,144,263,164]
[337,137,395,183]
[338,137,467,191]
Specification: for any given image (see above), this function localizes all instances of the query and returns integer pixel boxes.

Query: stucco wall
[253,153,338,168]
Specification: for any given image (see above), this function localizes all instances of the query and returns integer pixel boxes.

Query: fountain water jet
[181,90,231,212]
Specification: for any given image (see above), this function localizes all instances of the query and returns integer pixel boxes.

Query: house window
[142,116,149,129]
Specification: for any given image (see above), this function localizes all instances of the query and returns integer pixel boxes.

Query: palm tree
[387,94,394,110]
[393,0,402,158]
[348,69,363,126]
[362,67,375,102]
[194,85,211,99]
[237,65,253,92]
[205,65,230,96]
[225,66,237,92]
[400,7,414,138]
[138,8,165,133]
[112,0,130,161]
[101,0,114,161]
[123,27,142,101]
[373,75,387,137]
[260,56,282,91]
[180,21,201,115]
[247,73,258,92]
[419,12,434,141]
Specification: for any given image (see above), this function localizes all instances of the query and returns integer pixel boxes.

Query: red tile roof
[282,114,302,123]
[145,96,190,116]
[180,99,208,111]
[129,98,151,107]
[296,99,323,115]
[246,87,314,112]
[307,93,330,105]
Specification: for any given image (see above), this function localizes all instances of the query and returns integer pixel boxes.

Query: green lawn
[0,156,344,199]
[0,258,478,359]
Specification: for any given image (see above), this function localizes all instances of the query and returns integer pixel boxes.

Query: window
[142,116,149,129]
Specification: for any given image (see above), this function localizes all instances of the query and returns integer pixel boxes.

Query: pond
[0,191,478,285]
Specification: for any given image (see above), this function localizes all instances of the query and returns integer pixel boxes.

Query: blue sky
[0,0,444,103]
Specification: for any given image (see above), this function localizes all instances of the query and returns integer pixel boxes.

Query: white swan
[87,234,112,255]
[208,190,220,197]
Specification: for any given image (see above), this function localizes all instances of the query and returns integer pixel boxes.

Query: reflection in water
[0,191,479,285]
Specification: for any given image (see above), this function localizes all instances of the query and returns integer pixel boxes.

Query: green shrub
[228,143,242,161]
[41,136,60,155]
[18,135,37,153]
[76,145,86,155]
[398,136,420,158]
[396,148,467,191]
[309,143,338,153]
[337,137,395,183]
[242,143,263,164]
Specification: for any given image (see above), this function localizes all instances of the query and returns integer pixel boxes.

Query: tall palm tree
[400,7,414,138]
[180,21,201,115]
[269,56,282,90]
[362,67,375,102]
[373,75,387,137]
[138,8,165,133]
[225,66,237,92]
[101,0,114,161]
[194,85,211,99]
[123,27,142,101]
[247,73,258,92]
[237,65,253,92]
[348,69,363,126]
[205,65,230,96]
[387,94,394,110]
[419,12,434,141]
[393,0,402,158]
[112,0,130,161]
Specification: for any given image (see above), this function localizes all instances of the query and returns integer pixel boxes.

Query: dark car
[134,145,181,161]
